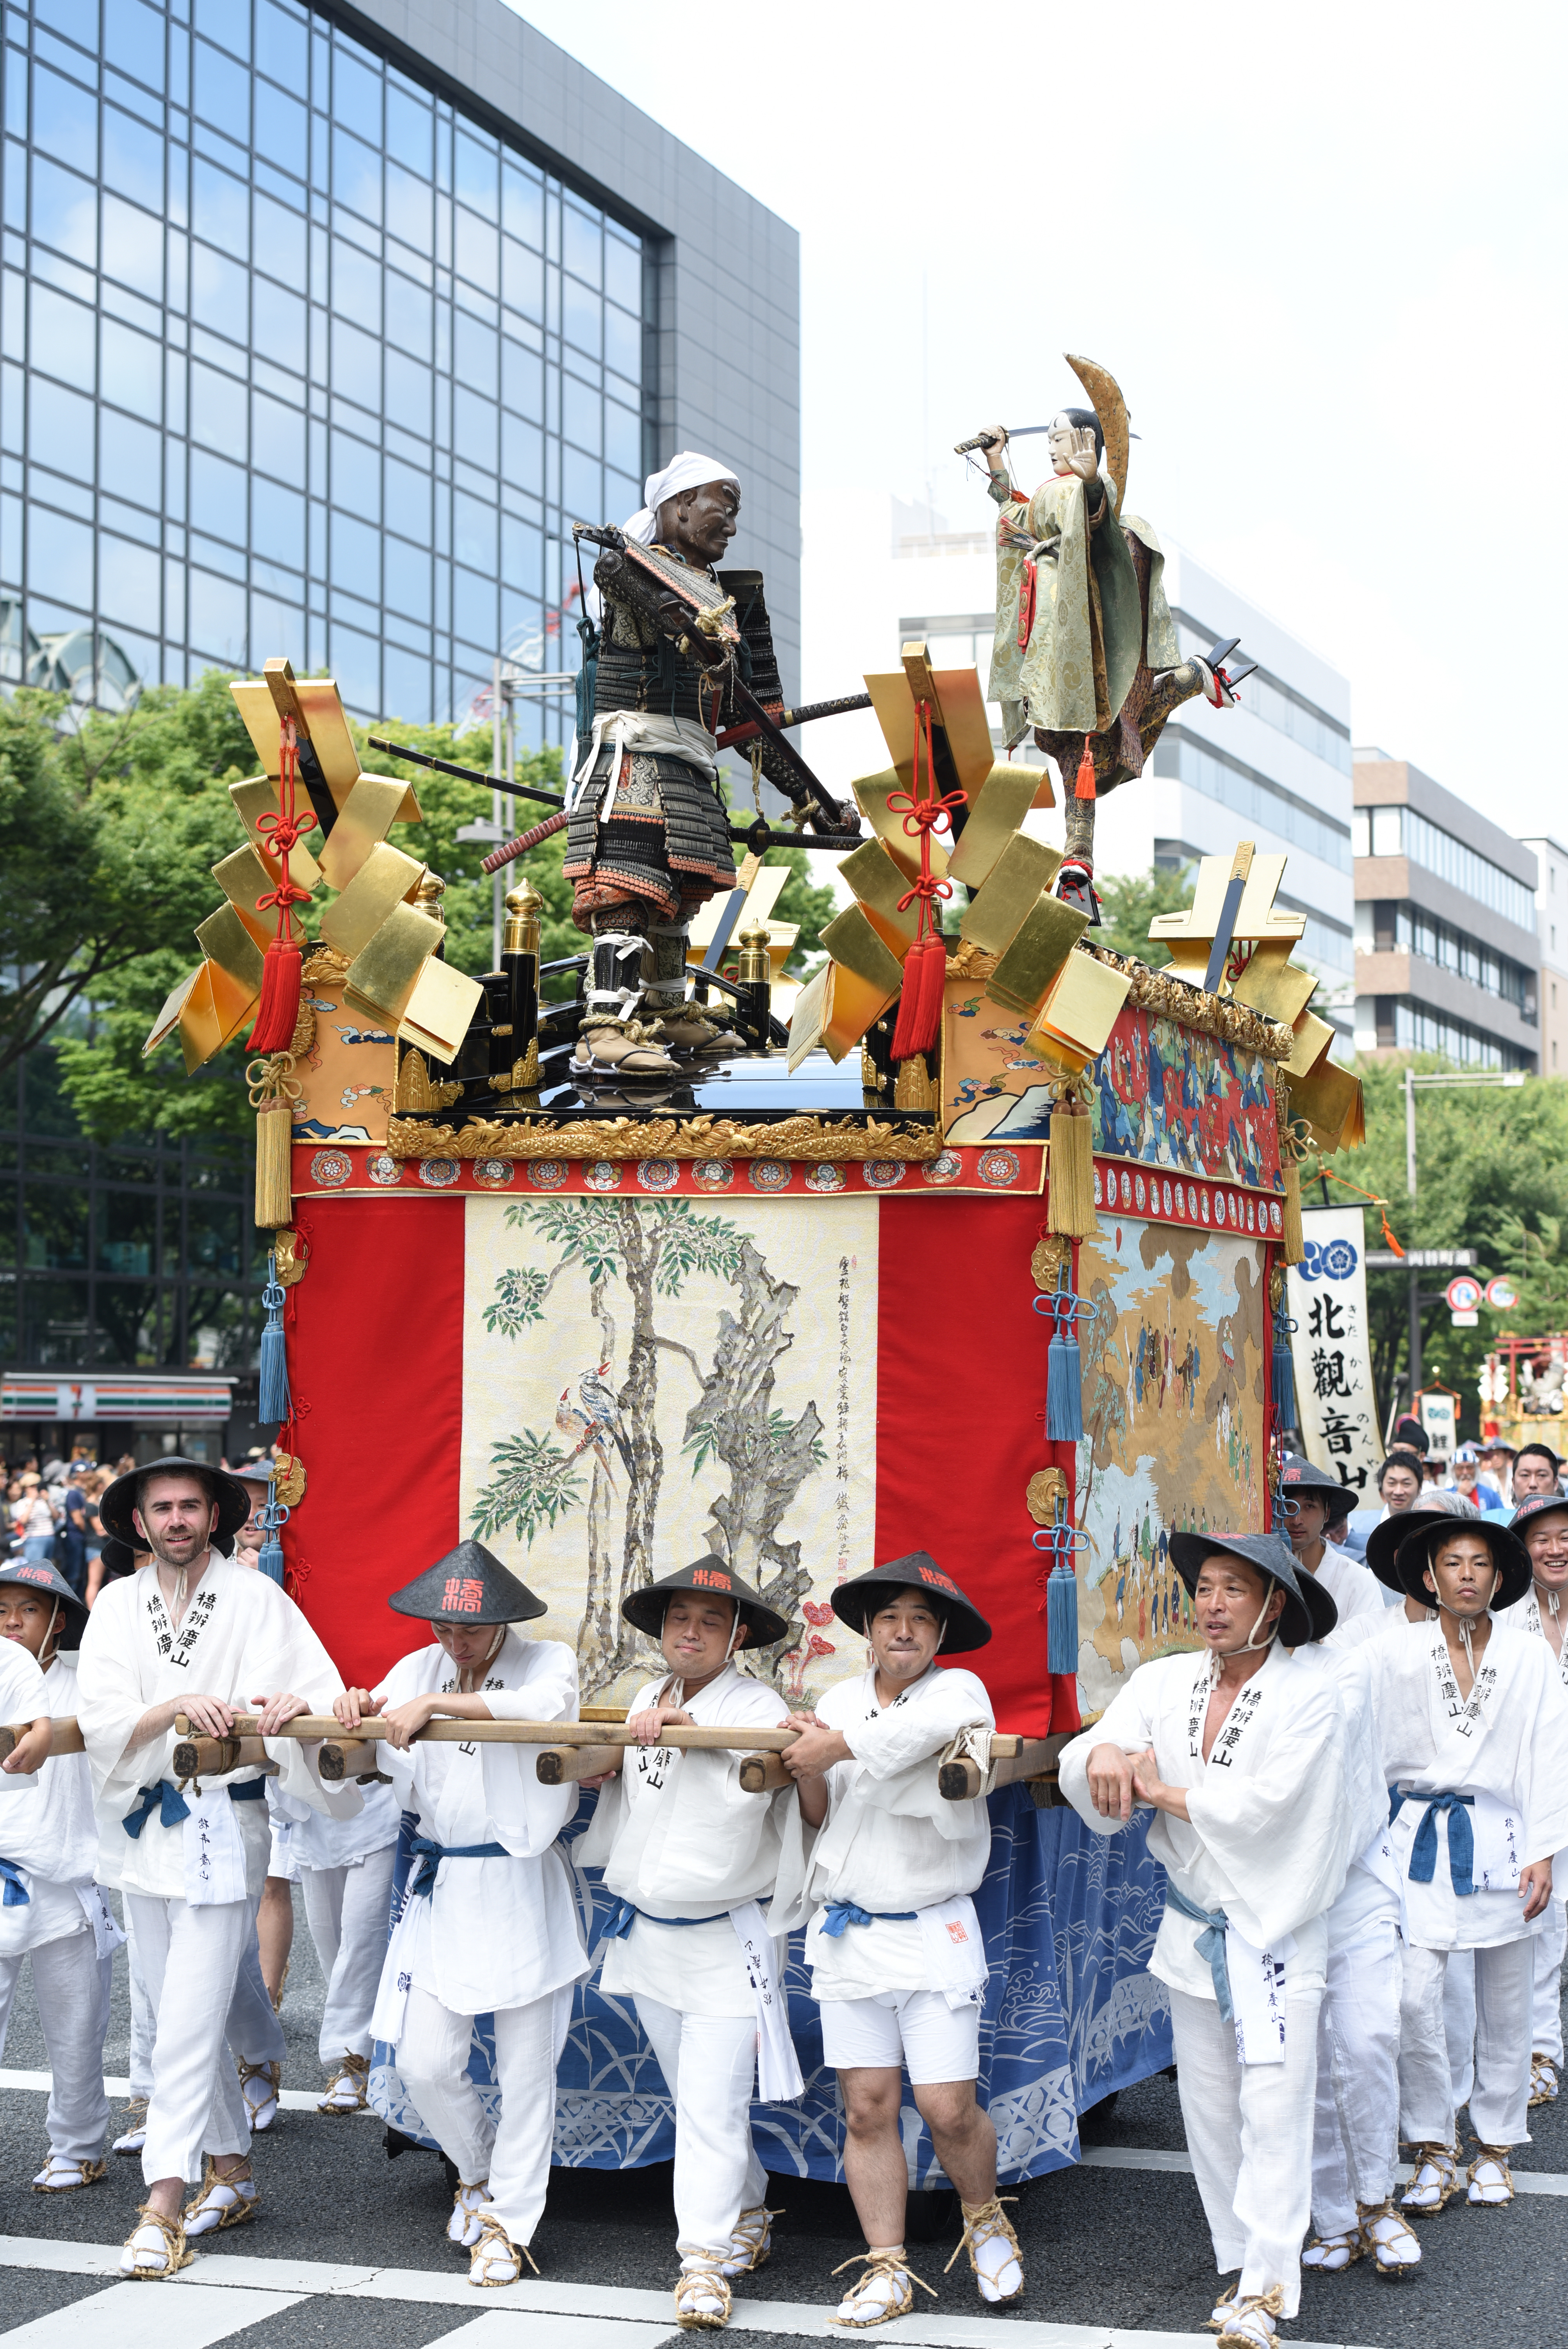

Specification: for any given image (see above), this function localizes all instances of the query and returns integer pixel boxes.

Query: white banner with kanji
[1287,1207,1384,1503]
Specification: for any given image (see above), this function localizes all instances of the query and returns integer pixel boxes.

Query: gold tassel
[249,1052,302,1230]
[1047,1087,1098,1238]
[1279,1158,1304,1264]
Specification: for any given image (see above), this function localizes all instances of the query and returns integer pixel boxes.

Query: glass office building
[1,0,651,736]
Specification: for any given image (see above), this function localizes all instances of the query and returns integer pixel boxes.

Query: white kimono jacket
[1519,1587,1568,1691]
[0,1651,110,1956]
[273,1778,402,1871]
[76,1555,357,1902]
[373,1627,587,2018]
[1058,1644,1354,2007]
[1311,1547,1385,1626]
[1369,1615,1568,1951]
[772,1663,994,2003]
[580,1662,791,2017]
[1290,1640,1401,1948]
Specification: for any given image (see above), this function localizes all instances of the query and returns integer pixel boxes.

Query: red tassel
[246,935,303,1053]
[1074,736,1096,800]
[890,931,945,1062]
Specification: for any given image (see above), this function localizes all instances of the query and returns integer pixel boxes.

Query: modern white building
[1519,834,1568,1076]
[800,488,1355,1036]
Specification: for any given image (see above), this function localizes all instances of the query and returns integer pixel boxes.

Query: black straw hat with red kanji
[621,1556,790,1649]
[389,1539,547,1625]
[829,1552,992,1653]
[99,1454,252,1549]
[0,1553,87,1625]
[1167,1529,1337,1646]
[1388,1513,1531,1610]
[1279,1453,1356,1524]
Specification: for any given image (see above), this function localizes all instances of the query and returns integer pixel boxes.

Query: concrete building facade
[1353,754,1540,1070]
[1519,834,1568,1077]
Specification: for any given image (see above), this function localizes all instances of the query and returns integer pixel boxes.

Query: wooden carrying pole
[737,1751,795,1793]
[178,1714,802,1753]
[0,1718,85,1761]
[172,1735,278,1781]
[535,1743,627,1786]
[938,1733,1067,1801]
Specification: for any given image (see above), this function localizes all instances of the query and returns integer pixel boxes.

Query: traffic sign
[1446,1276,1482,1314]
[1484,1276,1519,1312]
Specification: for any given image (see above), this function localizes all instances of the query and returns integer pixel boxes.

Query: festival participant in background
[0,1558,121,2193]
[337,1542,587,2290]
[1370,1517,1568,2215]
[1374,1450,1424,1520]
[285,1769,401,2116]
[1511,1442,1561,1504]
[1278,1457,1384,1624]
[1475,1438,1516,1507]
[579,1558,797,2333]
[77,1456,357,2279]
[1448,1447,1504,1514]
[775,1558,1017,2329]
[1505,1492,1568,2108]
[1058,1534,1353,2349]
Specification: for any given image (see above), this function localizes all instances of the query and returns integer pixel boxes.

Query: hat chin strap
[1532,1573,1562,1620]
[1213,1594,1279,1663]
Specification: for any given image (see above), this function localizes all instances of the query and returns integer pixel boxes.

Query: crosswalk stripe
[1078,2144,1568,2196]
[0,2068,371,2115]
[429,2318,680,2348]
[0,2281,304,2349]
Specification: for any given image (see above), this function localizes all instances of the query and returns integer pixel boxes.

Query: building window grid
[1173,616,1352,774]
[0,0,651,729]
[1156,730,1352,875]
[1389,1001,1533,1074]
[1352,806,1536,934]
[1389,903,1532,1014]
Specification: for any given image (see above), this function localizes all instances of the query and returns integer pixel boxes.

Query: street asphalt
[3,1893,1568,2346]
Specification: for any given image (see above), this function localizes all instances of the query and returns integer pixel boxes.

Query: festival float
[142,358,1365,2196]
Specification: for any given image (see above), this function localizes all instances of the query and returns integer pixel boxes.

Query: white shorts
[817,1987,980,2083]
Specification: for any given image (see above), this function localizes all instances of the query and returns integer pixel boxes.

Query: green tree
[1095,862,1195,966]
[1315,1056,1568,1438]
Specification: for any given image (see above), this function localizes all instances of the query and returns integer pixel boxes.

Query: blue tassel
[256,1476,287,1587]
[1045,1262,1084,1443]
[1272,1308,1297,1435]
[1046,1562,1079,1673]
[259,1253,290,1428]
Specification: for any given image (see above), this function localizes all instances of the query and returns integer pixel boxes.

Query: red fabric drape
[874,1196,1063,1736]
[285,1198,465,1686]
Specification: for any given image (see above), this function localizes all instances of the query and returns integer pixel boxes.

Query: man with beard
[77,1458,356,2278]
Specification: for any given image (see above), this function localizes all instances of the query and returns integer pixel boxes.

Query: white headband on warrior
[623,451,740,546]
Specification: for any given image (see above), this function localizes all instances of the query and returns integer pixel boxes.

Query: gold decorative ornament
[270,1228,308,1288]
[248,1053,301,1229]
[1031,1233,1071,1291]
[394,1048,463,1114]
[385,1112,947,1165]
[271,1453,306,1507]
[1026,1465,1069,1526]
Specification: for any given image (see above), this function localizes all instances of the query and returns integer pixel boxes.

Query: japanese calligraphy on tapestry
[1287,1207,1383,1499]
[1070,1213,1270,1715]
[459,1195,878,1706]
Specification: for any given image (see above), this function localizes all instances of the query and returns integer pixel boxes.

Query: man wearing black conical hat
[0,1555,120,2198]
[770,1554,1024,2327]
[1277,1455,1383,1629]
[1367,1512,1568,2217]
[75,1456,357,2279]
[333,1539,587,2289]
[1510,1492,1568,2108]
[577,1555,798,2332]
[1058,1533,1355,2349]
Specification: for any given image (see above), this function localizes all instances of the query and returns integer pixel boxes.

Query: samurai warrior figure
[568,454,846,1082]
[969,362,1254,922]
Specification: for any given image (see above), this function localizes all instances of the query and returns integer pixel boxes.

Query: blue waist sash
[602,1897,731,1939]
[1392,1788,1475,1897]
[407,1836,510,1898]
[122,1777,268,1838]
[820,1902,920,1939]
[0,1857,30,1907]
[1165,1882,1234,2020]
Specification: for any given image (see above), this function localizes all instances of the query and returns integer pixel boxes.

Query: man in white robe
[336,1540,587,2287]
[1278,1455,1385,1626]
[0,1559,120,2192]
[1510,1492,1568,2105]
[1058,1532,1354,2349]
[283,1774,401,2112]
[77,1456,357,2278]
[774,1555,1018,2329]
[1369,1513,1568,2213]
[579,1556,798,2332]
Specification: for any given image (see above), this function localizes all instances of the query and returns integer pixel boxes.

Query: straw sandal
[32,2154,107,2193]
[1214,2285,1285,2349]
[945,2193,1023,2303]
[121,2206,194,2279]
[1530,2051,1559,2106]
[721,2203,781,2274]
[319,2053,370,2113]
[1467,2144,1514,2205]
[237,2057,281,2132]
[674,2256,732,2329]
[469,2212,538,2287]
[1205,2283,1237,2331]
[1399,2142,1459,2213]
[184,2156,259,2236]
[447,2180,493,2247]
[829,2249,937,2328]
[112,2097,148,2155]
[1300,2227,1361,2271]
[1358,2200,1421,2274]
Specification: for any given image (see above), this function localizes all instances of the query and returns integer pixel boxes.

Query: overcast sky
[510,0,1566,843]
